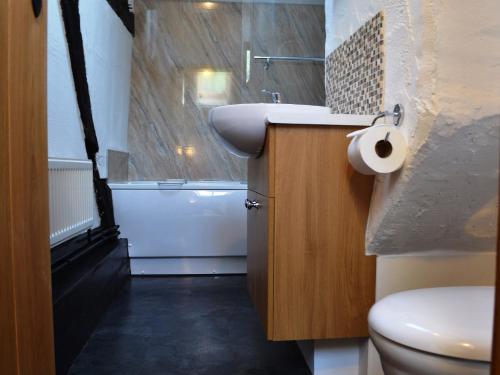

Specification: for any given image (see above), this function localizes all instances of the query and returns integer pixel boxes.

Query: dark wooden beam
[106,0,135,35]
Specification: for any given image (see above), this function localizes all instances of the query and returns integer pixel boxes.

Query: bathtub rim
[108,180,248,190]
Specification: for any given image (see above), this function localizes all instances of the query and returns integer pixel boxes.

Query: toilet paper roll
[347,125,407,175]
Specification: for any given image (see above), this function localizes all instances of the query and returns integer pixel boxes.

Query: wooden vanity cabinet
[246,124,376,341]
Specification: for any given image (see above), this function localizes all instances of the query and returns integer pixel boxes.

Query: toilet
[368,286,494,375]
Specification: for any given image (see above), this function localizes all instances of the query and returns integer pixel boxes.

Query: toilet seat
[368,286,494,362]
[370,328,490,375]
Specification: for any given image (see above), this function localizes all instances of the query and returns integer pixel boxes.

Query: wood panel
[272,125,376,340]
[246,191,275,339]
[0,1,56,374]
[0,2,18,372]
[248,127,276,197]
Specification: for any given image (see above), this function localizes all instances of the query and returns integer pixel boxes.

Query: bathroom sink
[208,103,331,158]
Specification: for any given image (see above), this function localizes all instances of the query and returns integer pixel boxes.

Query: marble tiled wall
[107,150,129,182]
[325,12,384,115]
[128,0,325,181]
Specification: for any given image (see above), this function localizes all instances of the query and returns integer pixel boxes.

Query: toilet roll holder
[371,104,404,142]
[371,104,404,127]
[345,104,404,140]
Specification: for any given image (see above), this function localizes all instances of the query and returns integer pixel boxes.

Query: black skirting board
[53,238,130,375]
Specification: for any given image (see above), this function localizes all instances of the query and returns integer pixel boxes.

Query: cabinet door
[248,127,275,197]
[272,125,375,340]
[246,190,274,339]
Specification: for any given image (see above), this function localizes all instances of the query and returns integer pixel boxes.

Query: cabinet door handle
[245,199,261,210]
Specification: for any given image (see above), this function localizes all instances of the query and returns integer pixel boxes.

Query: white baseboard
[130,257,246,275]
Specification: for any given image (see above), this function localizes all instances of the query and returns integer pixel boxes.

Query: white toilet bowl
[368,286,493,375]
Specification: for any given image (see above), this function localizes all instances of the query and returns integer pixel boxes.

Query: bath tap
[261,89,282,104]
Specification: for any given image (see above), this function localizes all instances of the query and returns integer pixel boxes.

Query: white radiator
[49,158,95,246]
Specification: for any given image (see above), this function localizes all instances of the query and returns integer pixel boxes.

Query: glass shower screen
[127,0,325,181]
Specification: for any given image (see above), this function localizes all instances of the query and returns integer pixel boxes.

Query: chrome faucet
[261,89,282,104]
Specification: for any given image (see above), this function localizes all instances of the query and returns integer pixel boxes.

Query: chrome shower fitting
[371,104,404,126]
[261,89,282,104]
[263,58,272,70]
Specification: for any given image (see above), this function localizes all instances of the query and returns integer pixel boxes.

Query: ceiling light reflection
[176,146,196,158]
[195,191,229,197]
[199,2,218,10]
[184,146,195,157]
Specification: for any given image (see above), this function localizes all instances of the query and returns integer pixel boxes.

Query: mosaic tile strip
[325,12,384,115]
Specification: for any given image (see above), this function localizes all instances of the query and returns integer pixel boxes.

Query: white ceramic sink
[208,103,332,158]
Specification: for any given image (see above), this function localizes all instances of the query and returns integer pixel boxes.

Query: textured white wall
[326,0,500,255]
[80,0,133,177]
[47,0,88,160]
[322,4,498,373]
[47,0,133,178]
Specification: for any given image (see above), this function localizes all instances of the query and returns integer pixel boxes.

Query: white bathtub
[109,180,247,275]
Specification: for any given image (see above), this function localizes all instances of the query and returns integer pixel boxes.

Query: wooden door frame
[492,177,500,373]
[0,1,56,374]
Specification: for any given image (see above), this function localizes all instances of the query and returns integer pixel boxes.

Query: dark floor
[68,276,311,375]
